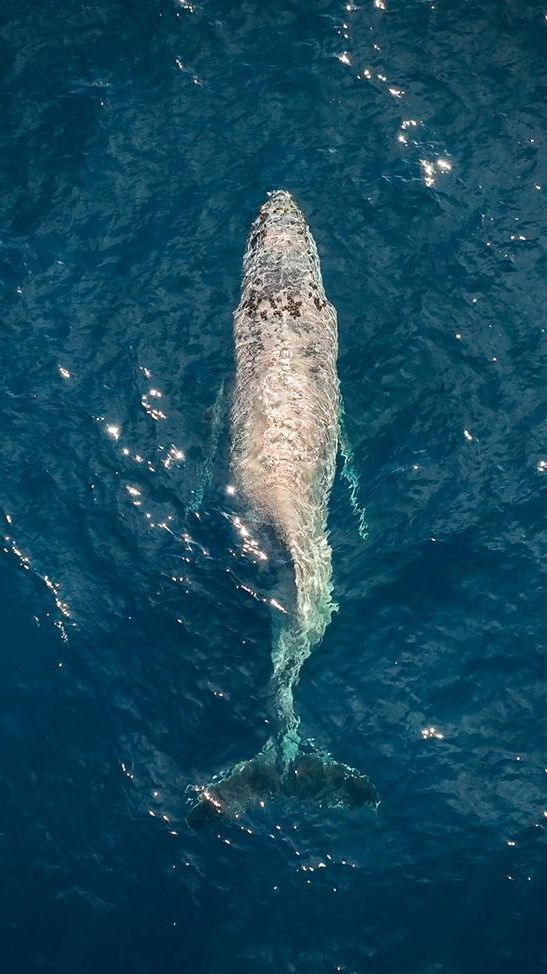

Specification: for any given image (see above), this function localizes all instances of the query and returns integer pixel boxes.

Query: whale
[188,191,377,826]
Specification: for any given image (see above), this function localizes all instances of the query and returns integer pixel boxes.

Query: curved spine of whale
[188,191,377,826]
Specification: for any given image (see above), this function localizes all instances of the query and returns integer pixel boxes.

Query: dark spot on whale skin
[243,287,260,313]
[284,294,304,319]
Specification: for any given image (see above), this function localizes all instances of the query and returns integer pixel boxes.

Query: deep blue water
[1,0,547,970]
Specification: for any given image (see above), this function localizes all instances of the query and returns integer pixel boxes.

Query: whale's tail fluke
[186,739,378,829]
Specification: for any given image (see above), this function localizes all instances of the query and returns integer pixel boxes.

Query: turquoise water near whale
[1,0,546,970]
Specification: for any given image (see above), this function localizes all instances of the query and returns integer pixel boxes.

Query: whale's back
[231,191,339,542]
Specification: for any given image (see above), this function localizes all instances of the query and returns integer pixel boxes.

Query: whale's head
[257,190,304,231]
[264,188,300,215]
[245,190,311,272]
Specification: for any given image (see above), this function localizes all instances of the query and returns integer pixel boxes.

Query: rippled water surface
[1,1,547,971]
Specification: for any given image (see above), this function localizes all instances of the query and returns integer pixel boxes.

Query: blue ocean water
[1,0,546,970]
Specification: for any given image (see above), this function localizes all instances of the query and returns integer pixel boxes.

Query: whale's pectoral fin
[186,379,228,516]
[338,400,369,542]
[187,742,378,828]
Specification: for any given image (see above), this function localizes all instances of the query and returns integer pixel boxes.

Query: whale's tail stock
[187,590,379,829]
[187,525,378,828]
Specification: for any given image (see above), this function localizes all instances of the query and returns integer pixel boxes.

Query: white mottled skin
[232,190,339,750]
